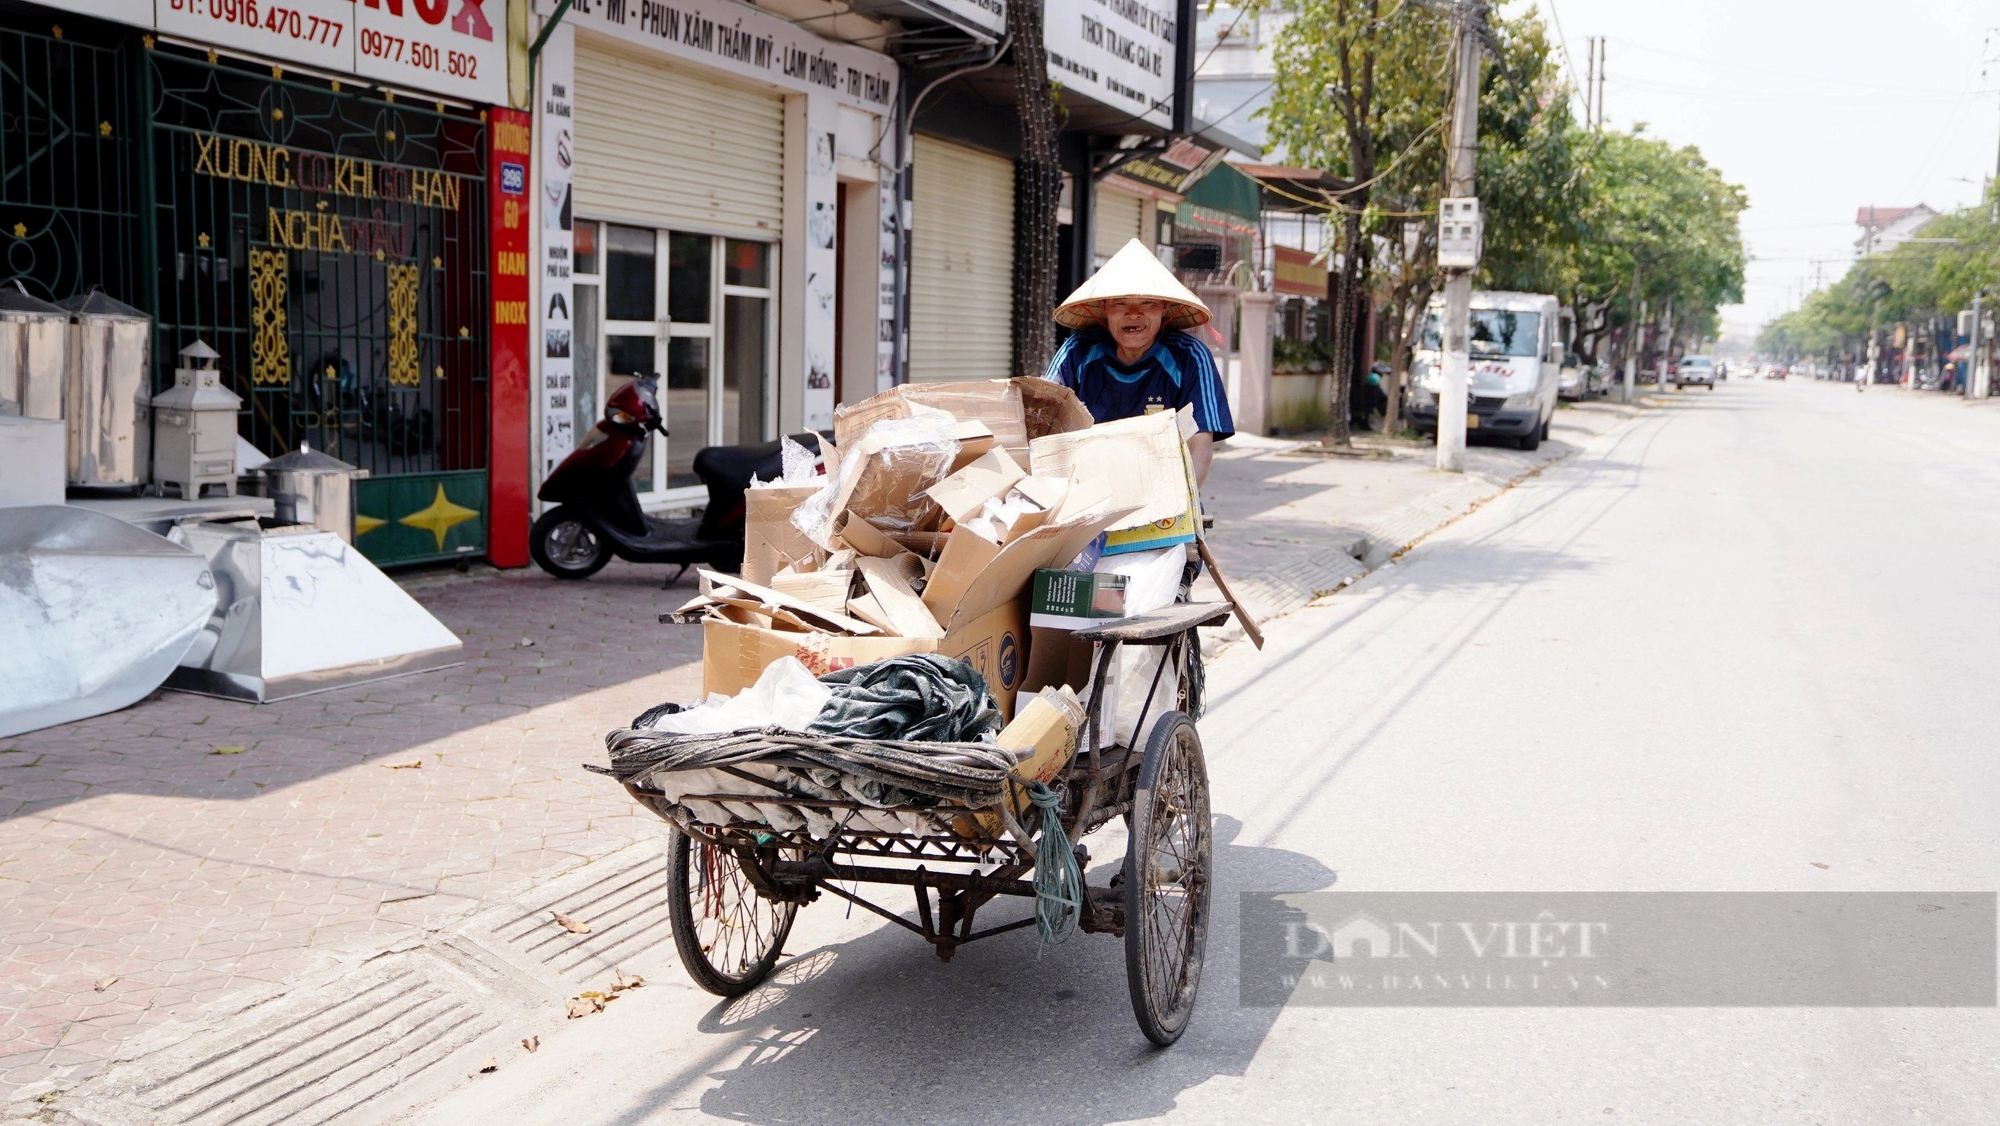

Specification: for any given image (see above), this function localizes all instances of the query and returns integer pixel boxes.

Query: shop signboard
[1273,245,1327,298]
[155,0,357,74]
[536,21,577,477]
[1044,0,1177,130]
[543,0,898,114]
[44,0,507,107]
[353,0,509,106]
[489,106,533,567]
[914,0,1006,39]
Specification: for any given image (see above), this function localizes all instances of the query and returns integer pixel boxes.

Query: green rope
[1027,781,1081,945]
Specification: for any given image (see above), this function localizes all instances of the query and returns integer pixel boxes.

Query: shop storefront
[533,0,899,510]
[9,0,523,568]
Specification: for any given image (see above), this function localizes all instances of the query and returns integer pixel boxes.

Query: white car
[1675,355,1717,390]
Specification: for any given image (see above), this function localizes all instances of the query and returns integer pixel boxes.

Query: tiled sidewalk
[0,401,1648,1106]
[0,561,704,1097]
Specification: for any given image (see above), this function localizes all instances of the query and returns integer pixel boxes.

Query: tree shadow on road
[602,815,1335,1126]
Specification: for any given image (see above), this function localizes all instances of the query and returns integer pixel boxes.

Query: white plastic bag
[637,656,833,735]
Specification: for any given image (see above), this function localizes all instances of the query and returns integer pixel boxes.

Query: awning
[1239,164,1353,214]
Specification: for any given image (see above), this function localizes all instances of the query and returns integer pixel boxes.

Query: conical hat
[1054,239,1211,330]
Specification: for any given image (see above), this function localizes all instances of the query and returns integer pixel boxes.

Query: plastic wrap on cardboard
[791,415,958,548]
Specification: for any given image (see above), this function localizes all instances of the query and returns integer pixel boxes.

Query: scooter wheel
[530,506,612,579]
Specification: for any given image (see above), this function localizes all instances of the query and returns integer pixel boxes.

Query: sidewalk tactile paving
[0,560,701,1100]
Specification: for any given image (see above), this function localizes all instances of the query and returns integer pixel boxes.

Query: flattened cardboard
[770,568,854,616]
[1029,408,1191,531]
[743,485,822,586]
[835,516,901,558]
[948,421,996,472]
[1021,625,1094,696]
[920,524,1003,624]
[697,569,880,636]
[702,619,930,696]
[939,503,1135,631]
[924,447,1025,524]
[834,381,1029,457]
[856,556,946,639]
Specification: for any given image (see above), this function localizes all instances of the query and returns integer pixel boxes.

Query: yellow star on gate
[354,513,386,538]
[397,485,477,551]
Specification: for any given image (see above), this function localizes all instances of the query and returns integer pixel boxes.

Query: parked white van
[1406,291,1563,451]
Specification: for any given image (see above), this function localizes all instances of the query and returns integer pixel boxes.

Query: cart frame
[613,600,1231,1044]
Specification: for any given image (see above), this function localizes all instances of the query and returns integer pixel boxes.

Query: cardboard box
[743,485,823,585]
[938,597,1028,719]
[835,381,1029,459]
[1020,625,1094,697]
[961,685,1084,836]
[925,447,1025,524]
[1029,569,1128,629]
[1014,376,1096,440]
[699,596,1029,717]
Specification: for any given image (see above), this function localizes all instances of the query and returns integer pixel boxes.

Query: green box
[1029,569,1128,630]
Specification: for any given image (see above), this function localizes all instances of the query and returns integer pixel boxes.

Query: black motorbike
[529,374,820,586]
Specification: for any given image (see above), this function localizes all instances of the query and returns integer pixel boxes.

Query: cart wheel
[1124,711,1212,1046]
[667,827,797,997]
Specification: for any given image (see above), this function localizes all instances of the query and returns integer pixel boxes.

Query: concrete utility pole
[1655,295,1672,389]
[1624,296,1644,403]
[1973,291,1990,399]
[1436,2,1485,473]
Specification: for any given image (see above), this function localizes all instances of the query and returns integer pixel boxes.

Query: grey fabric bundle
[805,654,1002,743]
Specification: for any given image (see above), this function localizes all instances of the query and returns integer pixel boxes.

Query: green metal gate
[0,16,142,305]
[146,44,491,566]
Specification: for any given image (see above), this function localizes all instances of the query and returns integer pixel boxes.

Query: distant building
[1855,204,1940,257]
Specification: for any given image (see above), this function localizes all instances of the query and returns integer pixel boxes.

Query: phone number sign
[72,0,507,106]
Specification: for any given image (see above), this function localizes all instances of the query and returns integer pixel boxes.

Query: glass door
[574,221,775,500]
[602,223,661,493]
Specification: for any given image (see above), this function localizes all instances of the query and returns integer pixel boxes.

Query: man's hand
[1188,432,1214,487]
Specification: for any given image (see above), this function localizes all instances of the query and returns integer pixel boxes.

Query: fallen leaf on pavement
[519,637,535,647]
[210,746,245,756]
[476,1056,498,1074]
[566,991,620,1019]
[384,760,423,770]
[1810,862,1829,870]
[94,977,118,992]
[522,1035,539,1053]
[551,911,590,934]
[610,972,645,992]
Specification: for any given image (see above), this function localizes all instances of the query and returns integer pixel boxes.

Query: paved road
[416,381,2000,1125]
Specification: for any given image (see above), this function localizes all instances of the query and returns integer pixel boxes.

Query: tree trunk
[1325,207,1363,444]
[1008,2,1063,379]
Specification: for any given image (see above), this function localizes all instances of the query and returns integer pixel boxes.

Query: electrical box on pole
[1437,197,1483,269]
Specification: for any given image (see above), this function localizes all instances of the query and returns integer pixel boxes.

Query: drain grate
[69,944,526,1126]
[476,840,678,984]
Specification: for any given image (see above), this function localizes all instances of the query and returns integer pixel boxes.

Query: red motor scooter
[530,374,820,586]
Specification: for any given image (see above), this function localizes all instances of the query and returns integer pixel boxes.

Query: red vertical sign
[487,108,532,569]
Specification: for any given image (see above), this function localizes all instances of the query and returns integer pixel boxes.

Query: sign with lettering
[541,0,898,114]
[151,0,354,73]
[49,0,506,106]
[536,22,577,477]
[489,106,534,566]
[913,0,1005,39]
[1044,0,1176,130]
[354,0,508,106]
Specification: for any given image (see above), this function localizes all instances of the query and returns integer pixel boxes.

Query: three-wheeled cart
[592,600,1231,1045]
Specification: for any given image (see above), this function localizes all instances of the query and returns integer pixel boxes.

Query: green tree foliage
[1263,1,1742,376]
[1760,189,2000,361]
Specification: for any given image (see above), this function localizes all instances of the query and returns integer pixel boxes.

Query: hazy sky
[1532,0,2000,336]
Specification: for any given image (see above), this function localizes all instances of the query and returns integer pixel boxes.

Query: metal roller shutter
[1094,185,1148,262]
[573,34,784,236]
[910,135,1014,382]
